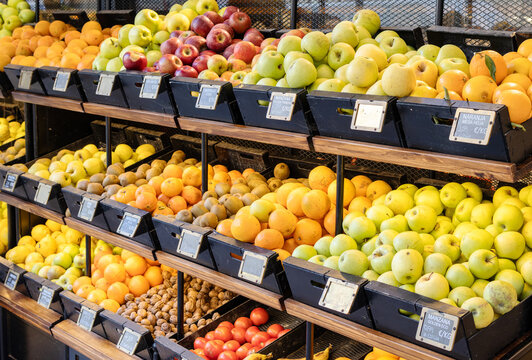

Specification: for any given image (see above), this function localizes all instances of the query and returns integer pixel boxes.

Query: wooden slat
[284,299,454,360]
[178,117,311,151]
[156,251,284,311]
[83,103,178,128]
[0,283,62,334]
[312,136,525,182]
[0,192,65,224]
[64,217,156,260]
[51,319,141,360]
[12,92,83,113]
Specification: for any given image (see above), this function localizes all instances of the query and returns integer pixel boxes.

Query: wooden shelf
[156,251,284,311]
[313,136,531,182]
[12,92,83,113]
[64,217,156,261]
[51,319,141,360]
[83,103,178,128]
[178,117,312,151]
[0,283,62,334]
[0,192,65,224]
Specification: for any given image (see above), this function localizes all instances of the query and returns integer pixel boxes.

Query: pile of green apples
[0,0,35,38]
[293,182,532,330]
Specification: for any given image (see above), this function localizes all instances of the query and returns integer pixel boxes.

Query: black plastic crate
[342,163,406,189]
[62,187,110,231]
[426,26,517,60]
[22,272,64,315]
[0,164,29,200]
[283,257,373,328]
[516,28,532,46]
[153,216,217,270]
[0,260,27,294]
[365,281,532,360]
[170,78,242,124]
[118,71,177,115]
[20,173,67,214]
[307,91,405,147]
[207,232,289,295]
[96,10,135,28]
[124,126,172,153]
[170,134,218,161]
[78,69,129,108]
[380,26,424,49]
[59,291,106,339]
[37,67,86,101]
[214,141,270,172]
[0,71,14,97]
[233,85,316,134]
[397,97,532,163]
[4,65,47,95]
[90,120,129,147]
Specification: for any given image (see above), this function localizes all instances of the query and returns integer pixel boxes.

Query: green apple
[454,222,479,240]
[16,1,29,10]
[72,254,86,269]
[460,229,494,259]
[356,38,379,50]
[462,182,483,202]
[4,15,20,31]
[420,233,435,246]
[517,252,532,272]
[323,256,339,270]
[182,0,198,10]
[165,13,190,32]
[379,36,408,58]
[380,215,409,233]
[153,30,170,45]
[243,71,262,85]
[461,297,494,329]
[128,25,152,47]
[494,231,525,260]
[339,249,369,276]
[405,205,437,233]
[374,30,399,43]
[118,24,134,48]
[496,269,524,296]
[397,184,418,198]
[521,260,532,286]
[440,182,467,209]
[314,236,333,257]
[431,218,454,239]
[415,188,444,214]
[424,253,452,275]
[362,269,379,281]
[415,186,438,201]
[377,271,400,287]
[469,249,499,279]
[57,274,78,290]
[196,0,218,14]
[366,205,393,230]
[519,185,532,205]
[501,197,526,209]
[346,56,379,88]
[120,45,144,59]
[301,31,330,62]
[361,236,378,256]
[415,272,449,300]
[286,58,317,88]
[307,78,327,92]
[388,53,409,65]
[355,43,387,71]
[455,198,480,222]
[392,249,423,284]
[376,229,398,247]
[393,231,424,253]
[334,64,349,82]
[499,258,516,271]
[449,286,476,307]
[382,63,417,97]
[342,83,367,94]
[471,279,489,297]
[437,57,470,76]
[146,50,162,67]
[383,190,413,215]
[369,244,396,274]
[316,64,335,79]
[317,78,345,92]
[18,8,34,23]
[365,80,386,95]
[417,44,440,62]
[440,298,457,306]
[493,204,524,232]
[470,203,495,229]
[347,216,377,244]
[308,254,327,266]
[329,234,357,256]
[434,44,467,64]
[49,171,72,187]
[352,9,380,36]
[292,244,317,260]
[134,9,160,34]
[283,51,313,72]
[483,280,518,315]
[256,51,285,80]
[521,283,532,301]
[446,263,474,288]
[331,21,359,47]
[423,244,434,259]
[342,211,364,234]
[47,265,66,280]
[523,221,532,248]
[354,25,371,41]
[493,186,519,208]
[64,267,82,278]
[52,252,72,269]
[277,36,302,56]
[2,7,18,21]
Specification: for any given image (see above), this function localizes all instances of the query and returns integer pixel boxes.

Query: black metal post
[34,0,39,22]
[435,0,444,25]
[85,235,91,277]
[23,103,34,162]
[335,155,344,236]
[305,321,314,360]
[32,104,38,160]
[201,133,208,194]
[176,270,184,339]
[7,205,17,250]
[105,116,112,168]
[290,0,298,29]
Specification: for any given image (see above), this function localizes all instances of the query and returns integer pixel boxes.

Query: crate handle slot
[117,214,123,220]
[93,80,99,85]
[310,280,325,289]
[238,153,256,160]
[464,38,491,48]
[431,115,453,126]
[336,108,353,116]
[170,232,180,239]
[230,252,243,261]
[257,100,270,107]
[190,91,199,98]
[135,82,142,88]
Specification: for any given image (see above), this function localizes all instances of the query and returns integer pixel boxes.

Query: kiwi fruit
[106,164,124,176]
[199,212,218,228]
[223,196,244,215]
[145,168,162,181]
[190,204,208,218]
[204,197,218,211]
[105,184,121,196]
[76,179,89,191]
[86,183,104,195]
[90,173,105,184]
[274,162,290,180]
[282,178,299,184]
[102,175,119,187]
[268,179,282,191]
[137,163,150,173]
[251,184,270,198]
[119,172,136,186]
[135,179,148,186]
[184,158,198,165]
[246,172,266,182]
[215,183,231,197]
[135,170,146,179]
[210,204,227,221]
[241,193,259,206]
[230,183,251,195]
[176,209,193,223]
[202,190,218,201]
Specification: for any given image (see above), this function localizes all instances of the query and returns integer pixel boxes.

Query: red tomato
[222,340,240,352]
[192,349,209,360]
[234,317,253,329]
[218,321,234,330]
[250,308,269,326]
[236,344,252,360]
[194,337,208,350]
[205,331,216,341]
[204,340,224,360]
[251,331,270,347]
[267,324,284,338]
[245,326,260,343]
[264,338,276,346]
[217,351,238,360]
[214,326,233,342]
[231,327,246,344]
[247,346,260,355]
[277,329,291,338]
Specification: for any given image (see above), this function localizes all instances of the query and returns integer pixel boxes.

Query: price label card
[77,305,97,332]
[350,99,387,132]
[266,92,297,121]
[117,212,141,238]
[34,183,52,205]
[318,277,359,314]
[78,196,98,222]
[96,73,115,96]
[116,327,141,355]
[38,285,54,309]
[196,84,221,110]
[139,75,161,99]
[238,251,268,284]
[415,307,459,351]
[53,70,71,92]
[4,269,20,291]
[18,69,33,90]
[2,172,19,192]
[176,229,202,259]
[450,108,495,145]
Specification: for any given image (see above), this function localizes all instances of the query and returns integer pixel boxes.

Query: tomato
[264,338,276,346]
[222,340,240,352]
[194,337,208,350]
[267,324,284,338]
[247,346,260,355]
[234,317,253,329]
[217,351,238,360]
[250,308,269,326]
[251,331,270,347]
[236,344,252,360]
[214,326,233,342]
[205,331,216,341]
[277,329,291,338]
[218,321,234,330]
[245,326,260,343]
[192,349,209,360]
[204,340,224,360]
[231,327,246,344]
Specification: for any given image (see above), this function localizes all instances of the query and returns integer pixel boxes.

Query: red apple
[244,28,263,39]
[175,44,199,65]
[203,11,223,24]
[142,66,155,72]
[185,35,207,52]
[206,28,232,52]
[243,33,263,46]
[211,23,234,39]
[281,29,305,38]
[223,43,236,59]
[123,51,147,70]
[233,41,256,63]
[160,37,182,55]
[222,6,239,21]
[200,50,217,56]
[228,12,251,34]
[260,38,276,49]
[178,30,196,43]
[261,44,277,53]
[156,54,182,74]
[251,54,261,67]
[231,38,242,44]
[191,15,214,37]
[272,39,280,47]
[175,65,198,78]
[192,54,210,73]
[170,30,183,38]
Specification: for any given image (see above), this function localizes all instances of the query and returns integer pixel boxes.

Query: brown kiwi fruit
[137,163,150,173]
[106,164,124,176]
[223,196,244,215]
[215,183,231,197]
[89,173,105,184]
[230,183,251,195]
[176,209,193,223]
[190,204,208,218]
[105,184,121,196]
[135,179,148,186]
[241,193,259,206]
[203,197,219,211]
[199,212,218,228]
[210,204,227,221]
[202,190,218,201]
[86,182,104,195]
[76,179,89,191]
[119,172,137,186]
[268,179,282,191]
[102,175,119,187]
[145,167,162,181]
[251,184,270,198]
[273,162,290,180]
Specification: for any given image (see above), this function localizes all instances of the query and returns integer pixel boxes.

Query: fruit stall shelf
[0,191,65,225]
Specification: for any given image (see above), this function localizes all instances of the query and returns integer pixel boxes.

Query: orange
[124,256,148,276]
[49,21,67,38]
[293,218,322,245]
[503,51,522,64]
[146,258,160,266]
[286,187,311,217]
[104,263,127,283]
[273,248,291,261]
[372,348,399,359]
[63,46,84,58]
[528,84,532,102]
[492,82,526,103]
[28,36,40,52]
[36,58,52,67]
[213,171,231,184]
[276,182,305,207]
[308,166,336,192]
[99,299,120,312]
[328,179,356,207]
[213,164,228,173]
[507,58,532,76]
[16,43,32,56]
[60,53,81,69]
[81,21,102,33]
[67,38,88,49]
[107,282,129,305]
[64,30,81,45]
[436,90,463,100]
[197,163,214,179]
[153,204,174,216]
[110,25,122,38]
[162,164,183,179]
[81,29,104,46]
[242,168,255,178]
[436,69,469,95]
[35,21,51,36]
[91,269,104,286]
[283,238,297,253]
[83,45,100,55]
[228,170,243,180]
[77,54,96,70]
[87,289,107,304]
[182,186,202,205]
[254,229,284,250]
[216,219,233,237]
[161,178,183,197]
[470,50,507,84]
[37,35,55,48]
[168,195,187,213]
[97,253,119,272]
[268,208,297,238]
[135,184,156,198]
[148,176,164,195]
[518,39,532,58]
[348,196,373,213]
[144,266,163,286]
[19,57,37,67]
[21,28,36,40]
[231,213,261,242]
[76,284,95,299]
[95,277,111,292]
[301,189,331,219]
[351,175,372,197]
[120,249,136,262]
[502,73,532,91]
[12,28,23,39]
[73,276,92,293]
[136,192,158,212]
[323,208,347,235]
[3,43,16,58]
[46,47,62,59]
[494,89,532,124]
[182,166,202,187]
[462,75,497,103]
[365,180,392,201]
[128,275,150,297]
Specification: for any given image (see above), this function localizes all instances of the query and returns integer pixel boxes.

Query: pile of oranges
[0,20,121,70]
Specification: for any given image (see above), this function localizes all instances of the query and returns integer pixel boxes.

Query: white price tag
[450,108,495,145]
[139,75,161,99]
[78,196,98,222]
[52,70,71,92]
[196,84,221,110]
[318,277,358,314]
[2,172,19,192]
[38,285,54,309]
[415,307,459,351]
[18,69,33,90]
[4,269,20,291]
[266,92,297,121]
[77,305,97,331]
[117,327,141,355]
[176,229,202,259]
[116,212,141,238]
[34,183,52,205]
[96,73,115,96]
[350,99,387,132]
[238,251,268,284]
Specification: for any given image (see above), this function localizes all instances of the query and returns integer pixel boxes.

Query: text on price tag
[34,183,52,205]
[196,84,221,110]
[77,305,97,331]
[139,75,161,99]
[350,99,387,132]
[450,108,495,145]
[176,229,202,259]
[38,285,54,309]
[78,196,98,222]
[96,73,115,96]
[18,69,33,90]
[2,172,19,192]
[117,212,141,238]
[415,307,459,351]
[4,269,20,290]
[238,251,268,284]
[53,71,70,92]
[266,92,297,121]
[117,327,141,355]
[318,277,358,314]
